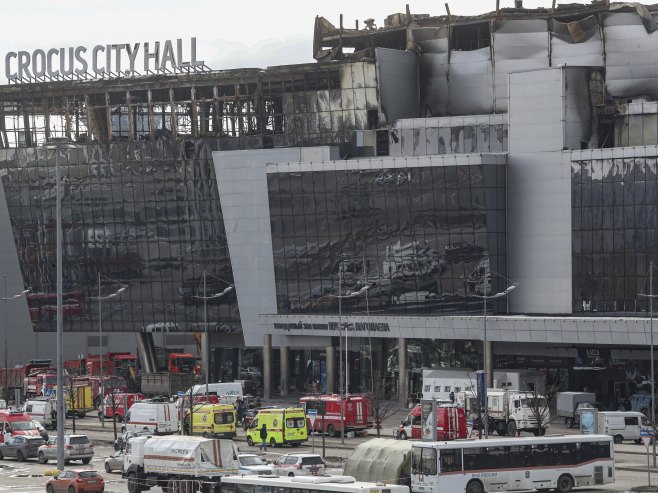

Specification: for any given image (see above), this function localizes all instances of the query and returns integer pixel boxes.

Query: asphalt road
[1,413,657,493]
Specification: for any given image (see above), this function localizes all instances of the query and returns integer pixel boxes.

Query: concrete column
[263,334,272,399]
[280,345,289,396]
[485,340,494,388]
[398,337,407,409]
[326,346,335,394]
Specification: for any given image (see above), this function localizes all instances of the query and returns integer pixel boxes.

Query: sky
[1,0,564,75]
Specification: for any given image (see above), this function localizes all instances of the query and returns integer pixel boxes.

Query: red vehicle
[168,353,200,374]
[177,393,220,418]
[300,394,372,436]
[0,410,41,443]
[99,392,144,422]
[24,370,57,398]
[395,404,467,441]
[46,469,105,493]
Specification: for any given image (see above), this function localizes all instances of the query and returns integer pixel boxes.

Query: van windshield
[11,420,37,431]
[521,398,547,408]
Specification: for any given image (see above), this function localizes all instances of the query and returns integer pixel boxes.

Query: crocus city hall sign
[4,37,208,83]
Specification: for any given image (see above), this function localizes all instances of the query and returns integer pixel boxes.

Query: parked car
[104,450,124,473]
[271,453,326,477]
[38,434,94,464]
[240,367,262,380]
[46,469,104,493]
[238,453,273,475]
[0,435,44,461]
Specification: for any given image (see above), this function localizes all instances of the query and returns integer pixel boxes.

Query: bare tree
[368,372,399,438]
[527,380,558,435]
[63,367,89,434]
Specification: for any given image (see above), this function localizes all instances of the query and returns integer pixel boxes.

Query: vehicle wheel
[556,474,574,493]
[465,479,484,493]
[635,439,643,444]
[46,485,54,493]
[69,486,75,493]
[38,452,47,464]
[16,450,24,462]
[614,434,624,444]
[326,424,336,437]
[247,436,254,447]
[203,432,211,438]
[496,428,507,436]
[0,450,4,460]
[398,431,407,440]
[288,473,295,477]
[506,420,517,437]
[533,429,541,436]
[566,417,574,428]
[105,462,112,473]
[65,460,71,465]
[82,458,91,464]
[127,473,141,493]
[270,438,277,448]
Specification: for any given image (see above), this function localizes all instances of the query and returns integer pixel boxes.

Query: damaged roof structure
[315,1,658,119]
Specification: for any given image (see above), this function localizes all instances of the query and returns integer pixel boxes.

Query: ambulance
[184,403,237,438]
[245,407,308,447]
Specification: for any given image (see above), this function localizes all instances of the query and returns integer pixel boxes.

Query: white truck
[556,392,597,428]
[422,368,544,401]
[123,435,239,493]
[484,389,550,436]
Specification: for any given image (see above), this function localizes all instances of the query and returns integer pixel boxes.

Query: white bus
[411,434,614,493]
[219,475,409,493]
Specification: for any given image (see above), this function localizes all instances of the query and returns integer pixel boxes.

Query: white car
[105,450,124,473]
[38,434,94,464]
[271,453,326,477]
[238,453,273,475]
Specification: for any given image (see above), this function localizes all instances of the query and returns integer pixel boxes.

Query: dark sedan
[0,435,45,461]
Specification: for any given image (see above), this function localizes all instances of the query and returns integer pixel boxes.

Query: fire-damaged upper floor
[316,1,658,117]
[4,2,658,153]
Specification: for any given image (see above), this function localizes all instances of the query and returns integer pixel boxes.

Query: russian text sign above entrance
[4,38,208,84]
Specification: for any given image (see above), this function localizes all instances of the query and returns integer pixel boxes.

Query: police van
[245,407,308,447]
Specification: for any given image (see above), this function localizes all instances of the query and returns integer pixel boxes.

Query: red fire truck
[99,392,144,421]
[23,369,57,398]
[395,403,467,440]
[299,394,372,436]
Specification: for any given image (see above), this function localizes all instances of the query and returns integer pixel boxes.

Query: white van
[25,398,55,427]
[597,411,648,444]
[189,382,243,403]
[122,401,178,435]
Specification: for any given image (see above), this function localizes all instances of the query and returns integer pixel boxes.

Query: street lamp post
[639,261,657,466]
[2,275,29,405]
[472,266,518,439]
[91,273,127,428]
[335,266,371,444]
[194,271,233,400]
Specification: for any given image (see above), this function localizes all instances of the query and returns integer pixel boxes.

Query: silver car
[104,450,124,473]
[0,435,44,461]
[38,434,94,464]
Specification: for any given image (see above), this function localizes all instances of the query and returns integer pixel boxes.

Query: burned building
[3,3,658,401]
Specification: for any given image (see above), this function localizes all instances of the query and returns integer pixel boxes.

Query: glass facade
[267,163,507,316]
[572,157,658,314]
[0,139,239,333]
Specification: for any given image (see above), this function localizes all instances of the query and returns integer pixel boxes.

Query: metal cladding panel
[213,148,341,347]
[376,47,419,122]
[604,12,658,98]
[415,26,450,116]
[492,19,550,112]
[450,48,495,115]
[509,68,564,154]
[564,68,593,150]
[551,17,604,67]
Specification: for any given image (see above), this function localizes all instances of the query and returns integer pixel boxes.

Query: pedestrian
[259,423,268,451]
